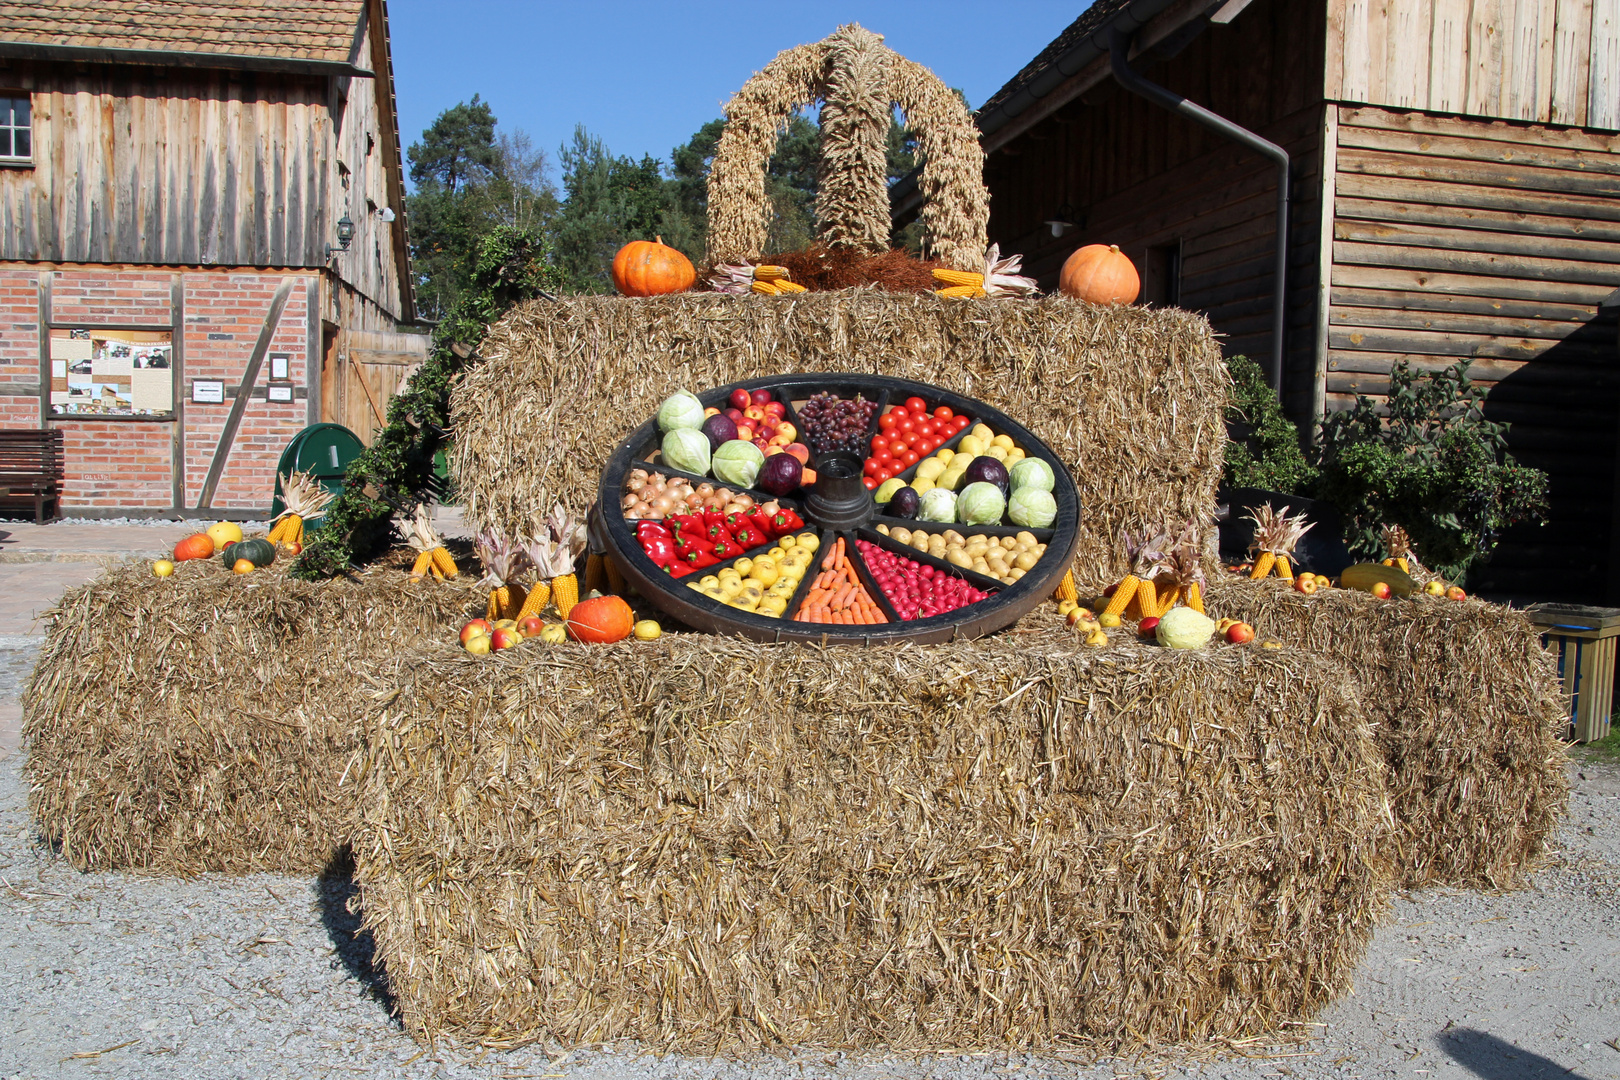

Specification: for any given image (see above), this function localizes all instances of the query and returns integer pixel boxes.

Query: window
[48,329,174,419]
[0,95,30,163]
[1142,241,1182,308]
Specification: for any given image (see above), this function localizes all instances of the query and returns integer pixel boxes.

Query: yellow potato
[911,532,931,551]
[991,434,1015,451]
[986,446,1009,463]
[1005,448,1026,464]
[916,458,946,482]
[947,549,973,568]
[890,527,913,545]
[957,435,985,457]
[971,423,994,442]
[938,469,965,491]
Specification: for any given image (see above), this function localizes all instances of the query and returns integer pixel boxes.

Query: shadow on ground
[1436,1027,1594,1080]
[319,846,398,1017]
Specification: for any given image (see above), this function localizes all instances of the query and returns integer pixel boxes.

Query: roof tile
[0,0,366,65]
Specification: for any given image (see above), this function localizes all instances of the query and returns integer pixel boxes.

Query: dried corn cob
[750,279,782,295]
[753,265,791,281]
[772,280,808,293]
[932,268,986,287]
[1053,570,1078,604]
[935,284,987,298]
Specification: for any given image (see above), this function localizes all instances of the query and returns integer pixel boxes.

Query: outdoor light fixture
[326,213,356,260]
[377,206,396,223]
[1044,203,1078,239]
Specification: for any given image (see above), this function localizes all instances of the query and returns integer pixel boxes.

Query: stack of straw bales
[1204,577,1568,889]
[24,558,483,873]
[452,292,1227,589]
[352,631,1392,1053]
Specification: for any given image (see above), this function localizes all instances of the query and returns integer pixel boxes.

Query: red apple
[1225,621,1255,644]
[490,627,522,650]
[460,618,492,644]
[729,388,752,410]
[743,405,767,424]
[517,615,545,637]
[735,425,754,442]
[775,421,797,442]
[1138,616,1160,637]
[750,388,773,406]
[1446,585,1467,601]
[1370,581,1392,599]
[1293,575,1318,595]
[786,443,810,464]
[724,407,744,423]
[754,439,770,451]
[763,401,787,418]
[284,541,302,556]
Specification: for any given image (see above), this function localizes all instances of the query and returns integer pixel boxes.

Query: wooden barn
[934,0,1620,602]
[0,0,424,517]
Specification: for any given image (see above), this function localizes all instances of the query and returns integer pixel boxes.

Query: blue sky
[387,2,1087,187]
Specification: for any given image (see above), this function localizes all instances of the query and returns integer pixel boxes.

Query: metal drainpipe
[1108,28,1290,395]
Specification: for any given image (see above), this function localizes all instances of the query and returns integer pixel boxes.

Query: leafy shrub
[1313,360,1547,582]
[1221,354,1316,494]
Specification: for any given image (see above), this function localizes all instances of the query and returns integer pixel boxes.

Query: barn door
[326,329,428,445]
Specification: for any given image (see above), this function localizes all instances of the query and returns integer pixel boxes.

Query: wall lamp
[1044,204,1079,239]
[326,213,356,260]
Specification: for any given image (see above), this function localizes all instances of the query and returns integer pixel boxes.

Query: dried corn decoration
[1382,524,1416,574]
[518,504,587,620]
[1052,569,1079,605]
[1101,528,1171,618]
[708,263,808,296]
[931,245,1039,299]
[476,528,530,622]
[404,505,458,582]
[266,470,334,548]
[1158,524,1208,615]
[704,23,988,271]
[1246,503,1315,580]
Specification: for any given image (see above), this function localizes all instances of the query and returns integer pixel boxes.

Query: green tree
[1221,354,1316,494]
[551,126,683,292]
[408,94,498,193]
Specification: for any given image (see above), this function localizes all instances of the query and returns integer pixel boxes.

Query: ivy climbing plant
[292,227,563,579]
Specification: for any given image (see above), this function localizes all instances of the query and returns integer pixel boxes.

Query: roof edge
[0,40,373,78]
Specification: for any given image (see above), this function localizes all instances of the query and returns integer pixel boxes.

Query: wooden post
[35,272,51,425]
[170,274,186,511]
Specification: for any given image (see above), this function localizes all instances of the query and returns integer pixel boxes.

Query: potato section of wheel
[597,374,1081,644]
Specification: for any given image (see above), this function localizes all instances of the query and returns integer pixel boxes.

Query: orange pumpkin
[611,236,695,297]
[173,533,216,562]
[1058,244,1140,305]
[565,596,635,644]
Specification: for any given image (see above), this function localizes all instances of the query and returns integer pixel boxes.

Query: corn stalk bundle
[707,262,807,296]
[1381,523,1422,575]
[517,504,586,620]
[1246,503,1314,580]
[475,527,530,621]
[705,23,988,270]
[1102,527,1172,619]
[932,244,1040,299]
[1157,522,1208,614]
[267,470,334,547]
[404,504,457,581]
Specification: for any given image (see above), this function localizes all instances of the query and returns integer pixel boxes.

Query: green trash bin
[269,423,366,528]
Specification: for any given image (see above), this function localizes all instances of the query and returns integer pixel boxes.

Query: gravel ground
[2,628,1617,1079]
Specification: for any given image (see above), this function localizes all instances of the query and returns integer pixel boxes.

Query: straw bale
[352,628,1392,1053]
[452,292,1226,588]
[1203,577,1568,890]
[23,553,484,874]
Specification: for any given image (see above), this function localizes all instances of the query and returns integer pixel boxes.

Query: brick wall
[0,265,320,514]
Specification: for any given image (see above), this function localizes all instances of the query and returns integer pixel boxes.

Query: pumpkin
[1058,244,1140,305]
[173,533,215,562]
[611,236,695,297]
[221,537,276,569]
[565,596,635,643]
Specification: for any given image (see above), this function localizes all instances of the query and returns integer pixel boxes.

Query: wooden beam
[1313,105,1339,425]
[196,277,295,510]
[305,277,321,427]
[35,272,50,426]
[169,274,185,511]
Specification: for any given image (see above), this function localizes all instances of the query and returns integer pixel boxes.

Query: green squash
[222,537,276,568]
[1339,562,1415,597]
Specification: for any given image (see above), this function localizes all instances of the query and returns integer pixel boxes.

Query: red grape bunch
[798,392,878,456]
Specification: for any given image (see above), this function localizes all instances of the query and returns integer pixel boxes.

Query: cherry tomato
[952,415,970,432]
[904,396,927,414]
[900,449,920,466]
[870,437,889,457]
[885,433,907,452]
[863,458,882,477]
[878,412,898,432]
[875,467,895,483]
[934,406,953,421]
[897,416,916,435]
[863,477,878,490]
[920,437,941,453]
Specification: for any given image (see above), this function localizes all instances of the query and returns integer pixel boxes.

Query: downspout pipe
[1108,28,1290,394]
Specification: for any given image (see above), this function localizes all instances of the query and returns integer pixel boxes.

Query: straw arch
[705,24,990,271]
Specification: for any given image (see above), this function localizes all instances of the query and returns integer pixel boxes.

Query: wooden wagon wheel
[593,374,1082,645]
[704,24,990,271]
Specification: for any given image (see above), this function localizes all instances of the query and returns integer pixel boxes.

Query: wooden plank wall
[983,0,1329,419]
[1326,104,1620,596]
[1328,0,1620,129]
[336,329,425,445]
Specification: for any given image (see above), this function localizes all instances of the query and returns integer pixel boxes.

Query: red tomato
[875,467,894,483]
[870,437,888,457]
[863,477,878,490]
[934,405,953,421]
[878,412,898,432]
[952,415,970,431]
[886,433,907,451]
[904,396,927,414]
[863,458,882,477]
[900,449,920,466]
[920,437,941,453]
[897,416,916,435]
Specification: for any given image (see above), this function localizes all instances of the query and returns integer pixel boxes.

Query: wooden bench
[0,428,65,524]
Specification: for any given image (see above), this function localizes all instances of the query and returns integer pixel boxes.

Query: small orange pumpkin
[611,236,695,297]
[1058,244,1140,305]
[565,595,636,644]
[173,532,216,562]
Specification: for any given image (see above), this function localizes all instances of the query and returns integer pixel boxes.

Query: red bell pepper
[710,535,745,560]
[731,522,767,550]
[670,561,698,578]
[748,506,778,538]
[639,531,677,570]
[669,514,702,538]
[770,508,805,535]
[683,548,720,570]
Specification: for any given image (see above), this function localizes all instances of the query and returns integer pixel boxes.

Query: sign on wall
[49,329,174,418]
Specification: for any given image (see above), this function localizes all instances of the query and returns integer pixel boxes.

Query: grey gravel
[2,627,1617,1079]
[0,517,250,529]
